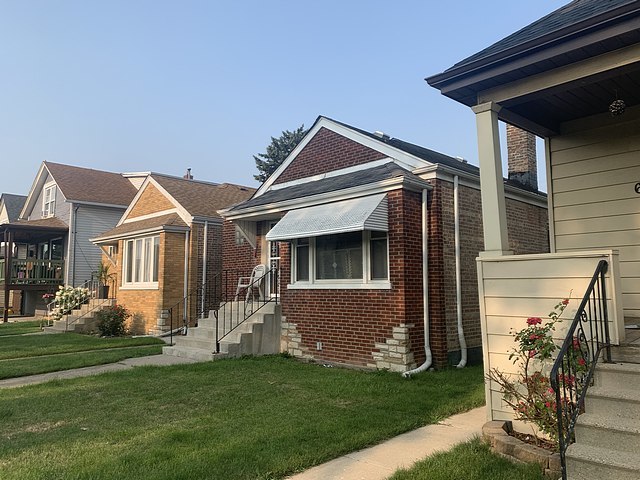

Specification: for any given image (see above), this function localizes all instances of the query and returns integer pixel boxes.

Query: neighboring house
[0,193,27,314]
[0,161,140,321]
[92,173,255,335]
[212,115,548,371]
[428,0,640,478]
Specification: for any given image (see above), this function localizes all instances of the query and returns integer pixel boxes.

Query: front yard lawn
[0,333,165,379]
[389,437,545,480]
[0,320,43,336]
[0,356,485,480]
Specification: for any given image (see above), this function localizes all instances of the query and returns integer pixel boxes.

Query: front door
[266,221,280,297]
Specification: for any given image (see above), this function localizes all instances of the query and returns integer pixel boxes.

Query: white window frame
[289,231,390,290]
[42,183,56,218]
[121,235,160,289]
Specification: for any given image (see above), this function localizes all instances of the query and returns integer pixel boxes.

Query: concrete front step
[574,413,640,453]
[163,345,227,362]
[611,344,640,364]
[585,386,640,420]
[594,362,640,390]
[566,443,640,480]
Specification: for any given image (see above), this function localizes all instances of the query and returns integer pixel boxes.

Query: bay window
[123,235,160,287]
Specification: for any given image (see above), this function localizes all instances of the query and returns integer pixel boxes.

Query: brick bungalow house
[216,115,549,371]
[92,172,254,335]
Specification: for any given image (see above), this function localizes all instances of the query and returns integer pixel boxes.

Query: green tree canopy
[254,125,308,183]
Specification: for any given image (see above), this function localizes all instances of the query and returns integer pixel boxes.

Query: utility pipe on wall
[454,175,468,368]
[403,188,432,378]
[183,230,190,324]
[201,221,208,317]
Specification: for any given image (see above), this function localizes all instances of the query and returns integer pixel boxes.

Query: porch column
[3,230,10,323]
[472,102,511,256]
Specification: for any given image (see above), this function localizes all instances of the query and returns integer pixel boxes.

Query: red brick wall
[273,128,387,185]
[280,189,425,368]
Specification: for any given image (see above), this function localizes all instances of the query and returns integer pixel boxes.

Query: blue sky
[0,0,567,198]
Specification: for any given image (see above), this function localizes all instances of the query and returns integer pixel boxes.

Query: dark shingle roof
[151,174,255,218]
[228,163,426,211]
[1,194,27,222]
[449,0,638,71]
[5,217,69,230]
[45,161,138,207]
[93,213,188,242]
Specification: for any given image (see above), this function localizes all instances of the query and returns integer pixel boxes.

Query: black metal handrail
[215,268,279,353]
[550,259,611,480]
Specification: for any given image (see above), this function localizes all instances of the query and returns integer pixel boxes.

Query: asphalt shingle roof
[1,194,27,223]
[93,213,188,241]
[450,0,638,71]
[151,174,255,218]
[45,161,138,207]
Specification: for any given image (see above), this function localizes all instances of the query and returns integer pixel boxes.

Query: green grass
[0,332,164,360]
[0,344,164,379]
[0,320,43,336]
[389,437,545,480]
[0,356,485,480]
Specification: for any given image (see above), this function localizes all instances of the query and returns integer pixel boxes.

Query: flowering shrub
[48,286,90,322]
[96,305,130,337]
[487,298,587,448]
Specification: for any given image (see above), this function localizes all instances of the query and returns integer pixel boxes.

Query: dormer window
[43,184,56,218]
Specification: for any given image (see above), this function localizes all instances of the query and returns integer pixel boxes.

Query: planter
[99,285,110,299]
[482,420,561,479]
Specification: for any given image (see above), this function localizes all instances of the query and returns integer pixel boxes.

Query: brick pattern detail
[506,125,538,191]
[370,324,417,372]
[127,183,175,218]
[281,320,314,360]
[273,127,387,185]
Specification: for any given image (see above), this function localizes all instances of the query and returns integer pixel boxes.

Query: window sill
[287,282,391,290]
[120,284,159,291]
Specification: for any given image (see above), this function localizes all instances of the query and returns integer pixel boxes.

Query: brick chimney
[506,125,537,191]
[183,168,193,180]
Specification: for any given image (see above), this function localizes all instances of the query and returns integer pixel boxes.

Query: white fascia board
[223,176,431,221]
[91,224,189,244]
[69,199,129,209]
[415,164,547,209]
[123,209,179,224]
[191,216,223,225]
[147,177,193,225]
[19,162,49,219]
[254,116,433,198]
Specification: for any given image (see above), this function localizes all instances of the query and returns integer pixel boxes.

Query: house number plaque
[636,183,640,194]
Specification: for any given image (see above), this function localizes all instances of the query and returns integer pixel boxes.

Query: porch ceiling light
[609,98,626,116]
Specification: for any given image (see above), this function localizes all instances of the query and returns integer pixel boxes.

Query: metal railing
[215,268,278,353]
[166,268,279,351]
[0,258,64,285]
[550,260,611,480]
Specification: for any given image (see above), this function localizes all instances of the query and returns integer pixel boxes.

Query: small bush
[96,305,131,337]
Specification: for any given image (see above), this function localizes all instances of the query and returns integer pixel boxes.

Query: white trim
[287,282,391,290]
[254,117,436,198]
[42,181,57,218]
[121,235,160,288]
[119,284,159,291]
[91,224,188,244]
[223,176,431,221]
[20,162,49,219]
[117,177,192,227]
[123,209,180,223]
[545,137,556,253]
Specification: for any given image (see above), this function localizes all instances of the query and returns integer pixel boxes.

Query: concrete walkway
[286,407,486,480]
[0,354,198,389]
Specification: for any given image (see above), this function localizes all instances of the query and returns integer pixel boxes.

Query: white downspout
[183,230,190,325]
[200,221,208,317]
[454,175,468,368]
[403,188,432,378]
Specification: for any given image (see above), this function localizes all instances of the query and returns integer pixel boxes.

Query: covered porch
[1,218,68,321]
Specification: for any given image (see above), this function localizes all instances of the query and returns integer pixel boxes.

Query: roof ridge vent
[373,130,390,141]
[456,156,468,164]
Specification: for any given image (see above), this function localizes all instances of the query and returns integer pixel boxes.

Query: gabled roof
[449,0,638,72]
[226,162,427,213]
[150,174,255,219]
[45,161,138,207]
[0,194,27,223]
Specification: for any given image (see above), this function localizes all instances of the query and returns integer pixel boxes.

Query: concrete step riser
[575,424,640,453]
[172,337,215,351]
[595,371,640,391]
[567,459,640,480]
[586,396,640,420]
[163,346,216,362]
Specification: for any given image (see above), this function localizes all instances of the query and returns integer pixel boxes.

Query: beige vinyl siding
[550,113,640,317]
[477,251,624,426]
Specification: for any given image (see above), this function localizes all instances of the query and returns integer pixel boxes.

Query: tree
[254,125,308,183]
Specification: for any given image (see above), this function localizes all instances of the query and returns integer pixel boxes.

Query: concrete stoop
[162,301,281,362]
[566,361,640,479]
[43,299,115,334]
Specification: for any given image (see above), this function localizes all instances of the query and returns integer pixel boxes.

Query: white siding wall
[477,251,624,427]
[550,112,640,317]
[68,205,125,286]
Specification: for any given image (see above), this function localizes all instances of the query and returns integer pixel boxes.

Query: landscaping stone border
[482,420,561,479]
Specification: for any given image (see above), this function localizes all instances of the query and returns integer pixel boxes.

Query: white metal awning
[265,194,388,241]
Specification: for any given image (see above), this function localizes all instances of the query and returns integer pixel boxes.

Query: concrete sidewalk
[286,407,486,480]
[0,354,198,389]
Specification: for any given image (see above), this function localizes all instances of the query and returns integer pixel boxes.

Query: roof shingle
[1,194,27,223]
